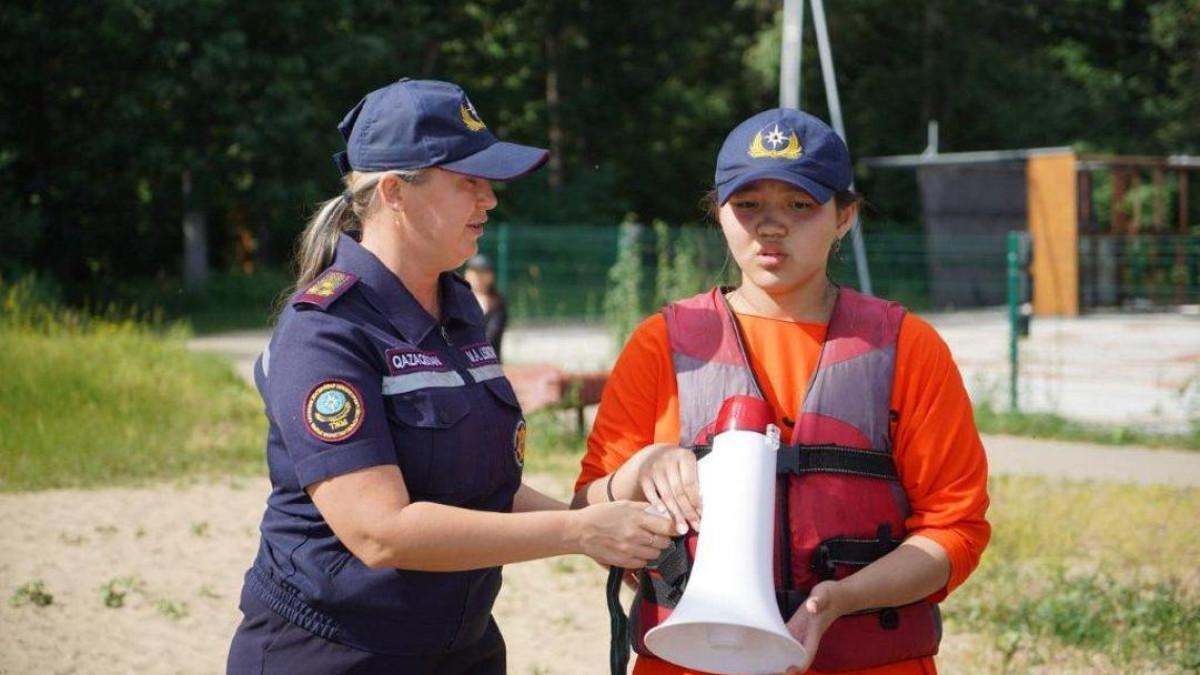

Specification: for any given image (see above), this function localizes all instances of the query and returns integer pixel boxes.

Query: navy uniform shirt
[244,233,525,656]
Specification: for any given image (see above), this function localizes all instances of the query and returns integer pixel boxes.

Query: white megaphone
[644,395,807,675]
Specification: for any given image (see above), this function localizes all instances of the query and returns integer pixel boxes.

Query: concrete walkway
[979,434,1200,487]
[188,318,1200,487]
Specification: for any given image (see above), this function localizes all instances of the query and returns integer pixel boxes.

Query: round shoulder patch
[305,380,365,443]
[513,419,527,468]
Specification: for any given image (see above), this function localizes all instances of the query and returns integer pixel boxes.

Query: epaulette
[293,269,359,310]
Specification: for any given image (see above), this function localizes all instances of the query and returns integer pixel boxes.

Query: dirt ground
[4,467,1178,675]
[0,473,1031,675]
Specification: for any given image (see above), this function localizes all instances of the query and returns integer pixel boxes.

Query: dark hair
[699,187,861,220]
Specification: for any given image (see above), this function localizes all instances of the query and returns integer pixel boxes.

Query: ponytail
[286,168,426,303]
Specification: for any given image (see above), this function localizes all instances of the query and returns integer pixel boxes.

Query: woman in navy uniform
[227,78,674,674]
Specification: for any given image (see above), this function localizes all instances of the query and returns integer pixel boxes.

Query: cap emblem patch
[460,100,487,132]
[305,380,365,443]
[749,124,803,160]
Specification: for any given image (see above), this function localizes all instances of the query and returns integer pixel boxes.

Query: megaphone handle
[607,565,631,675]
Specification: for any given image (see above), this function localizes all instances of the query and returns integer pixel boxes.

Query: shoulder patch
[294,269,359,310]
[305,380,365,443]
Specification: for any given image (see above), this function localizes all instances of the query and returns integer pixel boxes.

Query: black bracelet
[605,473,616,502]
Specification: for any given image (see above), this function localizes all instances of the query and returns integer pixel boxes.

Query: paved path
[979,434,1200,486]
[188,321,1200,487]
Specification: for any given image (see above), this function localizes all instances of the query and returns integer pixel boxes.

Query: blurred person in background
[464,254,509,361]
[573,108,990,675]
[226,78,673,675]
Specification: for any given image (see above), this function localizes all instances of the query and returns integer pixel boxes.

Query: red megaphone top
[712,395,774,435]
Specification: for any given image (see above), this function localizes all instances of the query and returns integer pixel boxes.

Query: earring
[831,237,843,254]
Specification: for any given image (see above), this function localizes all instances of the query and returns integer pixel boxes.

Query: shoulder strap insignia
[294,269,359,310]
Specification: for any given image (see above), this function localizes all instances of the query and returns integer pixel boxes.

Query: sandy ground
[0,474,612,675]
[4,458,1192,675]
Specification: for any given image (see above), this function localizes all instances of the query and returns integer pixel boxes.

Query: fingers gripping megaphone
[644,395,807,675]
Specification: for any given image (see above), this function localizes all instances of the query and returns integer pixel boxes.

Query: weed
[94,524,118,536]
[98,576,141,608]
[190,521,210,537]
[198,585,221,600]
[58,531,87,545]
[10,580,53,607]
[155,598,189,620]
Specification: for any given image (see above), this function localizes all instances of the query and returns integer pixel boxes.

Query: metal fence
[477,223,1200,321]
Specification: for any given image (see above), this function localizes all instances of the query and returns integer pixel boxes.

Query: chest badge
[305,380,365,443]
[513,419,527,468]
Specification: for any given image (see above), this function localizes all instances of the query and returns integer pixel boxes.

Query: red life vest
[611,287,942,674]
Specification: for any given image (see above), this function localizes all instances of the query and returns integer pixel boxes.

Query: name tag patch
[461,342,499,368]
[386,348,451,376]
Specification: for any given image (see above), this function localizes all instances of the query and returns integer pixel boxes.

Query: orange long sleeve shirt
[576,309,991,675]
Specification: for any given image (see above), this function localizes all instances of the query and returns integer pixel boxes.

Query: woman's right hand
[572,501,675,569]
[635,443,702,536]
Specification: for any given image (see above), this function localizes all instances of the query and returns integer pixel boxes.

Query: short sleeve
[891,314,991,597]
[268,312,397,488]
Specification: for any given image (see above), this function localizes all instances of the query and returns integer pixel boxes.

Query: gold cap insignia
[749,124,803,160]
[460,100,487,132]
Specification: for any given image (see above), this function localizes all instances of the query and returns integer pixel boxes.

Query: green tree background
[1,0,1196,300]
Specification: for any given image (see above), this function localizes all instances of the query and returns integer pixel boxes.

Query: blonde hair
[291,168,426,292]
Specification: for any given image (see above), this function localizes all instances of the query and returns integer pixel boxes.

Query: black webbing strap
[812,524,903,580]
[606,536,694,675]
[607,566,629,675]
[691,443,897,481]
[776,444,899,480]
[777,589,811,619]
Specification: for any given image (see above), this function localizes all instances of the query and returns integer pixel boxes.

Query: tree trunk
[182,170,209,291]
[544,1,565,189]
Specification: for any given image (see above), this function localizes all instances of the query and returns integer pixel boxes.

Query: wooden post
[1027,152,1079,316]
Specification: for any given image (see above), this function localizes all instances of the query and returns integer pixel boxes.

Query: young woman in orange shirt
[572,109,991,675]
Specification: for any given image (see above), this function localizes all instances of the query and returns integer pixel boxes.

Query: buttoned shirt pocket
[387,389,478,501]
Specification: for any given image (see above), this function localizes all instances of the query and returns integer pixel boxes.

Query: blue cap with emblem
[715,108,852,205]
[333,78,549,181]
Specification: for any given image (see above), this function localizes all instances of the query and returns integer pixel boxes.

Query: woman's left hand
[779,580,847,673]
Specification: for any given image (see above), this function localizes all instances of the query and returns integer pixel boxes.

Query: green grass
[974,403,1200,451]
[0,277,265,492]
[522,408,589,479]
[943,476,1200,672]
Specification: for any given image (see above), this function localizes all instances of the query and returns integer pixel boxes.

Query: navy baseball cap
[333,78,549,181]
[715,108,852,205]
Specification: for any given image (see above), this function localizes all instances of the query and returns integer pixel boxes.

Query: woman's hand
[636,443,702,535]
[780,580,847,673]
[571,501,675,569]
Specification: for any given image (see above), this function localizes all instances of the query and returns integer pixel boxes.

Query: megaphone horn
[644,395,807,675]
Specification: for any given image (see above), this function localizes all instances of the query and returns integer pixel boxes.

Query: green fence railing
[476,223,1200,322]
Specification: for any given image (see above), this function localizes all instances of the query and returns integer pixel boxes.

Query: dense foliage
[2,0,1196,298]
